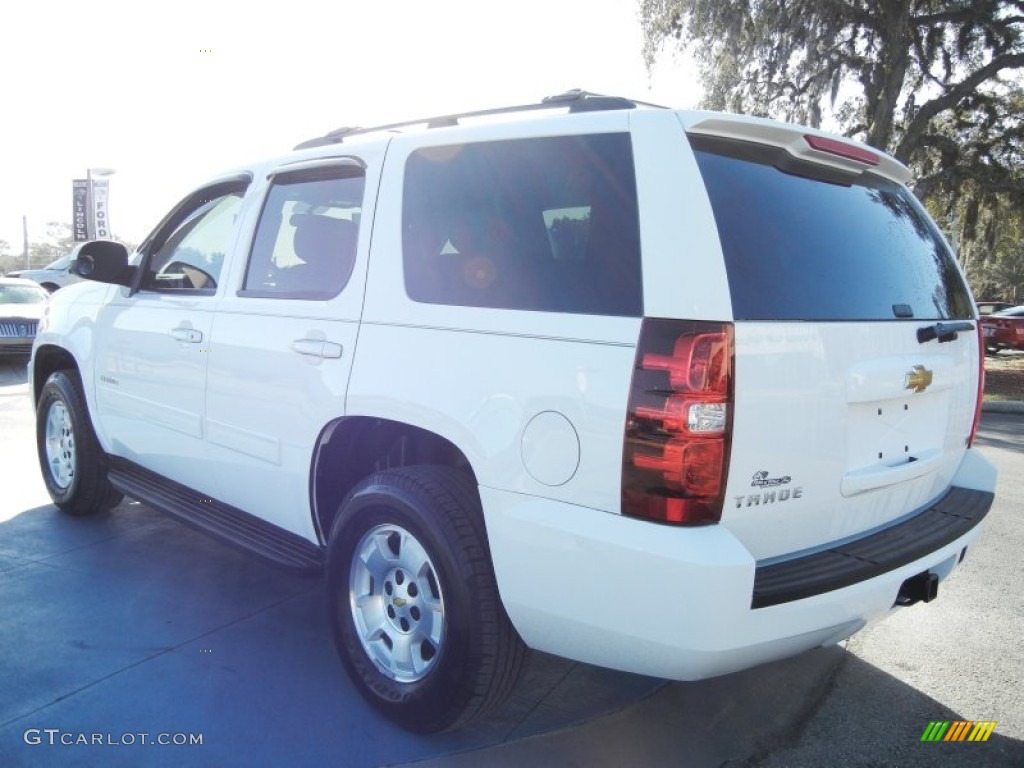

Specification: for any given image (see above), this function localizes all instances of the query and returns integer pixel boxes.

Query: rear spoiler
[682,113,911,185]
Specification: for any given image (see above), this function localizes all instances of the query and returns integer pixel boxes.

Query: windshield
[0,284,48,304]
[45,255,71,270]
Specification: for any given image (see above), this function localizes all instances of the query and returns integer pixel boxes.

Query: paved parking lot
[0,500,668,766]
[1,359,1022,766]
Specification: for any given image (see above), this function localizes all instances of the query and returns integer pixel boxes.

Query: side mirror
[71,240,136,287]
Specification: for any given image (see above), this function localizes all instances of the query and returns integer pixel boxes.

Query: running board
[108,459,324,573]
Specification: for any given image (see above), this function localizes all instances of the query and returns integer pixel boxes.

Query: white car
[29,90,997,733]
[0,277,48,358]
[7,250,84,292]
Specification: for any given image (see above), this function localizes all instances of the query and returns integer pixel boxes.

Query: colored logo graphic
[920,721,997,742]
[905,364,934,393]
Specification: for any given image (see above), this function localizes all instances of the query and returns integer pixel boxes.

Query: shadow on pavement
[748,652,1024,768]
[409,648,1022,768]
[405,646,845,768]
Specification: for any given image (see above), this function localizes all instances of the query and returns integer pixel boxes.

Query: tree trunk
[865,0,913,151]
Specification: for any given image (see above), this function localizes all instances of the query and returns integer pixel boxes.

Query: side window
[241,167,365,300]
[402,134,642,316]
[140,190,245,293]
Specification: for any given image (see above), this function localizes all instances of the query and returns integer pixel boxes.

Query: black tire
[326,466,527,733]
[36,370,122,515]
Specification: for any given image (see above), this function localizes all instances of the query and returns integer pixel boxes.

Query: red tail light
[622,319,734,524]
[969,324,985,448]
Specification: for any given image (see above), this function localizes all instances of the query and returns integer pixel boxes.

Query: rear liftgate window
[402,134,643,316]
[689,136,974,321]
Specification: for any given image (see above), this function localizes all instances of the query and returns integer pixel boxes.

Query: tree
[13,223,139,274]
[640,0,1024,296]
[938,193,1024,301]
[0,239,18,276]
[27,222,77,270]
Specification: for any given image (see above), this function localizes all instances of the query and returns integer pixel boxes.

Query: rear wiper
[916,321,975,344]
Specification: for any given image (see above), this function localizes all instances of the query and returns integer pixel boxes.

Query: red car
[981,305,1024,353]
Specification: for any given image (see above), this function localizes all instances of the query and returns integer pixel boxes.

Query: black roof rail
[293,90,664,150]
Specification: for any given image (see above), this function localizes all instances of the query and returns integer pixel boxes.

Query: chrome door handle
[291,338,343,359]
[171,327,203,343]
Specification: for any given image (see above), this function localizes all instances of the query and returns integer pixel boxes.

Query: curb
[982,399,1024,414]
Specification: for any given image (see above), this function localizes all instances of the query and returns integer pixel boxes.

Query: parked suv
[7,250,84,292]
[30,91,996,733]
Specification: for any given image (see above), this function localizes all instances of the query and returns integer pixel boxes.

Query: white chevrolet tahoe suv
[30,91,997,733]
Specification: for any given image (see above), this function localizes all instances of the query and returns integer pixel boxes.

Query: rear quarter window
[402,134,643,316]
[690,136,974,321]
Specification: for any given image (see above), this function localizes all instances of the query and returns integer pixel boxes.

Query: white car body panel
[724,322,979,560]
[92,292,218,490]
[200,148,384,539]
[348,322,638,509]
[482,459,982,680]
[31,280,113,434]
[628,110,733,322]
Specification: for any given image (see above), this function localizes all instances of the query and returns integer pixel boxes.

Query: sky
[0,0,700,258]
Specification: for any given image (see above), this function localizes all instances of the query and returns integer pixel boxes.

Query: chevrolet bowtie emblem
[905,365,934,393]
[393,598,408,607]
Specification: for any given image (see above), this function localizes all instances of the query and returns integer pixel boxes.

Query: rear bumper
[752,486,992,608]
[482,451,996,681]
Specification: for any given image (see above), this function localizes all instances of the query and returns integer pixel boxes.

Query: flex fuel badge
[735,471,803,508]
